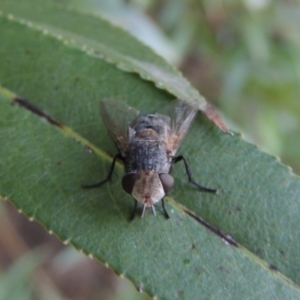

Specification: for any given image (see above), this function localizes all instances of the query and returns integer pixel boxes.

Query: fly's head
[122,171,174,207]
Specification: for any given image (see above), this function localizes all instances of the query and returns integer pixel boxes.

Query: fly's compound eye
[122,174,136,194]
[159,174,174,194]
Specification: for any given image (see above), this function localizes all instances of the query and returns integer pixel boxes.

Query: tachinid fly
[83,100,217,220]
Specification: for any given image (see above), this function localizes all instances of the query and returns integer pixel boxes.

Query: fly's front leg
[130,200,138,222]
[82,153,124,189]
[172,155,217,193]
[161,198,170,219]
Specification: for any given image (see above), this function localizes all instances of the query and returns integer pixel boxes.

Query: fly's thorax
[122,171,174,207]
[135,128,159,140]
[125,137,170,174]
[131,114,171,138]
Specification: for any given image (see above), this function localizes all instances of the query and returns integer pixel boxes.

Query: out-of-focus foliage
[132,0,300,173]
[65,0,180,63]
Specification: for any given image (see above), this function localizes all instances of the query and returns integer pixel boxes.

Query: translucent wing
[161,99,197,156]
[100,100,140,156]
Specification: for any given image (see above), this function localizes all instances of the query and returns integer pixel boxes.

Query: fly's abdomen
[125,139,169,174]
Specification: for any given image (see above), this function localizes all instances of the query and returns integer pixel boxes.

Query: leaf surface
[0,2,300,299]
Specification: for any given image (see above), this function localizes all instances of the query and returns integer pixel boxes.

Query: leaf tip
[202,103,231,134]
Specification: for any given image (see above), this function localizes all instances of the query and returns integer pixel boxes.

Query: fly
[83,99,217,220]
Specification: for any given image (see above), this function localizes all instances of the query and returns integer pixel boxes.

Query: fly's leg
[82,153,123,189]
[161,198,170,219]
[173,155,217,193]
[130,200,138,222]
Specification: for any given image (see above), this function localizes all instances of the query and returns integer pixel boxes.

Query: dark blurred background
[1,0,299,299]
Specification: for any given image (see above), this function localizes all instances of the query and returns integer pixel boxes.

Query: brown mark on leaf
[255,248,263,256]
[183,208,238,247]
[177,290,184,297]
[12,97,63,128]
[269,264,279,272]
[84,145,93,154]
[195,266,203,276]
[219,265,231,274]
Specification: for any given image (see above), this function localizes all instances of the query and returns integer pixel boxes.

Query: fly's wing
[163,100,197,157]
[100,100,140,157]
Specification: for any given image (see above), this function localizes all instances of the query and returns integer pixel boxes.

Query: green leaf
[1,1,300,299]
[0,0,229,133]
